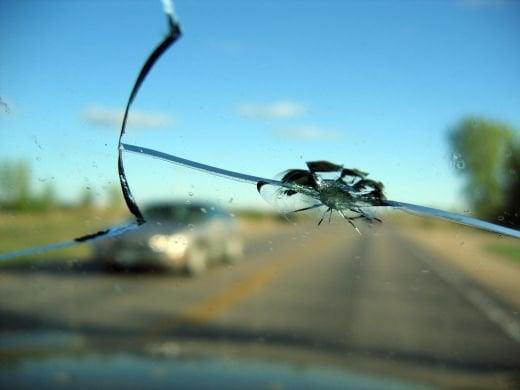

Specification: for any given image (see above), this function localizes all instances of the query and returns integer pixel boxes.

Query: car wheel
[102,258,121,273]
[186,245,207,276]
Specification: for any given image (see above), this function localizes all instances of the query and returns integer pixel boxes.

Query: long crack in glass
[0,0,181,261]
[122,143,520,238]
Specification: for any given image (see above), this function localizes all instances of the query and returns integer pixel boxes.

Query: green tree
[449,117,518,224]
[0,160,61,211]
[0,160,32,210]
[39,182,58,211]
[106,184,123,210]
[503,141,520,227]
[79,186,95,208]
[0,161,16,205]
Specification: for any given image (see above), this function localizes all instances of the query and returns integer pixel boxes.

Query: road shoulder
[399,225,520,310]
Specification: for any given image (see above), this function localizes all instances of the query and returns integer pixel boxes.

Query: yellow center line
[144,230,346,340]
[177,261,284,325]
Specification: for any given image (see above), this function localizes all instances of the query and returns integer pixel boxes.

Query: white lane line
[464,289,520,343]
[407,245,520,344]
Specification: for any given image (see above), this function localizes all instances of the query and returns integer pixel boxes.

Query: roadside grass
[0,207,278,267]
[485,242,520,264]
[395,211,520,265]
[0,207,127,266]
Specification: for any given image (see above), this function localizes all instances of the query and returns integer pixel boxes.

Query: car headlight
[149,234,188,258]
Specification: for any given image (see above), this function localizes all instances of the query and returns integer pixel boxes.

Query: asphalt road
[1,221,519,388]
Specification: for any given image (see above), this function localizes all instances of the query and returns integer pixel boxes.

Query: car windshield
[1,1,519,388]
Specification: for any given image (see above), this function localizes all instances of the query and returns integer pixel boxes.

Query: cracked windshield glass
[1,0,519,388]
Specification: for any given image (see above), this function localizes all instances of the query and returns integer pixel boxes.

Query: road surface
[0,221,519,388]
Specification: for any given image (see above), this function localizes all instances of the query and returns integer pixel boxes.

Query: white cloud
[82,106,174,129]
[237,100,307,119]
[276,125,343,141]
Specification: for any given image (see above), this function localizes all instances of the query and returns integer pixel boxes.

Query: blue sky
[1,0,519,211]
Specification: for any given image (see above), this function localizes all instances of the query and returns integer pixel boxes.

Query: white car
[94,202,243,275]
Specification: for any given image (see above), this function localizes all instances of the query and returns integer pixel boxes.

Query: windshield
[1,1,519,388]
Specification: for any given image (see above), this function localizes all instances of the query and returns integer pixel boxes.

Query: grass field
[0,207,127,265]
[485,242,520,263]
[0,207,286,266]
[2,206,518,268]
[389,212,520,266]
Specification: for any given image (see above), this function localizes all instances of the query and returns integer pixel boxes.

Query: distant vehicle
[94,202,243,275]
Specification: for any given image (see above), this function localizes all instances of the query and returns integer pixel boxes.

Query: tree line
[0,160,122,211]
[449,117,519,228]
[1,117,518,227]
